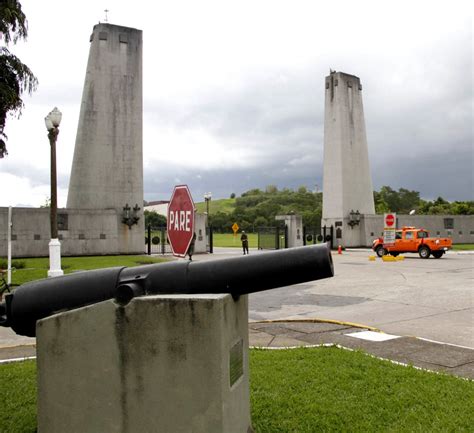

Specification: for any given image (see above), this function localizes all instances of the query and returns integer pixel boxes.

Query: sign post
[383,213,396,247]
[167,185,196,257]
[232,223,239,236]
[232,222,239,245]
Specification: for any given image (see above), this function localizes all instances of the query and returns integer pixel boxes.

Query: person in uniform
[240,231,249,255]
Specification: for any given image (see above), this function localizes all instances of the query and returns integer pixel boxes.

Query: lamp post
[45,107,64,277]
[204,192,213,253]
[204,192,212,217]
[348,209,361,229]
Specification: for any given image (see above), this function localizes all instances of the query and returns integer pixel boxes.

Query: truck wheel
[419,246,431,259]
[376,245,386,257]
[432,251,443,259]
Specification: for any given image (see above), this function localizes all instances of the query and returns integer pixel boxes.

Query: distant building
[145,201,169,216]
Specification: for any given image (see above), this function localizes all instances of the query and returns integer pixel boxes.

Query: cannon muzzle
[0,244,333,337]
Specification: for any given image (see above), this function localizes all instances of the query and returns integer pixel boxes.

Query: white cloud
[0,172,68,207]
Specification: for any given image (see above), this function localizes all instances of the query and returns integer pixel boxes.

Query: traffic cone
[338,245,342,254]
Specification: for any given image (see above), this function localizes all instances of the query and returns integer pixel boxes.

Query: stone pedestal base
[37,294,252,433]
[47,238,63,277]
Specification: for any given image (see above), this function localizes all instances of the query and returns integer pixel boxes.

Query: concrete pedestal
[37,294,252,433]
[47,238,63,277]
[275,214,304,248]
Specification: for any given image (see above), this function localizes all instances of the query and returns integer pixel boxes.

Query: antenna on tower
[104,9,109,23]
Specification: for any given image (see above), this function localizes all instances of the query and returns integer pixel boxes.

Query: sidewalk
[2,320,473,380]
[249,320,474,380]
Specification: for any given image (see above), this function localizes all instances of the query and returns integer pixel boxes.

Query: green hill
[195,198,236,215]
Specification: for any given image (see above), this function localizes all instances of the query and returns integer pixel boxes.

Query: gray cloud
[143,52,472,202]
[5,3,472,208]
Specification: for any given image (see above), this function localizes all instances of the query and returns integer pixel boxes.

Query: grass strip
[213,233,258,248]
[2,255,167,287]
[451,243,474,251]
[250,347,473,432]
[1,347,472,432]
[0,360,37,433]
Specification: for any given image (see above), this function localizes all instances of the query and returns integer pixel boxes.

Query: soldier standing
[240,231,249,255]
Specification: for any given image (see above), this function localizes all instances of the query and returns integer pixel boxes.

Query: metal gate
[145,225,214,255]
[257,226,288,250]
[145,226,172,255]
[303,225,334,249]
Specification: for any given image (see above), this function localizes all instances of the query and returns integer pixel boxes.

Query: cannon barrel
[0,244,333,337]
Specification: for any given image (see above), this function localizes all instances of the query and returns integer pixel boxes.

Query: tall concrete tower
[322,71,375,247]
[67,24,143,253]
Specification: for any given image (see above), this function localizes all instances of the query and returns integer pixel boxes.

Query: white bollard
[47,238,64,278]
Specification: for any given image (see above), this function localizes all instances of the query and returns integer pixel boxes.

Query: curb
[251,318,382,333]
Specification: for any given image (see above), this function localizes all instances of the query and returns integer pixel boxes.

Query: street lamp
[45,107,64,277]
[204,192,212,216]
[348,209,361,229]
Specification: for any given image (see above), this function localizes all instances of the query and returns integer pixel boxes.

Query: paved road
[187,247,473,348]
[1,247,472,350]
[248,249,473,348]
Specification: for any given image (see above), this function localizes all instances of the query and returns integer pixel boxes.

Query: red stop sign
[167,185,195,257]
[385,213,395,227]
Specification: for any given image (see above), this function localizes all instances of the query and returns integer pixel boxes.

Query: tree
[374,186,421,213]
[265,185,278,194]
[230,193,236,199]
[0,0,38,158]
[144,210,167,227]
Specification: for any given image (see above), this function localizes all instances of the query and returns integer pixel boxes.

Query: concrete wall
[361,214,474,246]
[0,207,142,257]
[322,71,375,222]
[194,213,208,253]
[276,214,304,248]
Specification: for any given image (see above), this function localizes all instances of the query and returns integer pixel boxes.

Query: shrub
[0,259,26,270]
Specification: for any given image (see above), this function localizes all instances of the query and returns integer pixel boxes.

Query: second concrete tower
[67,23,143,252]
[322,71,375,247]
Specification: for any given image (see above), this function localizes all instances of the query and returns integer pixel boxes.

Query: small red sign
[167,185,195,257]
[385,213,395,227]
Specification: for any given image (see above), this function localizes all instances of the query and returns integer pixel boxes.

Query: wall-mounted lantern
[348,210,361,228]
[122,203,141,229]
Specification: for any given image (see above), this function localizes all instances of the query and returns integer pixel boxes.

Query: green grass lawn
[250,347,474,432]
[213,232,258,248]
[2,255,167,287]
[1,347,472,432]
[452,243,474,251]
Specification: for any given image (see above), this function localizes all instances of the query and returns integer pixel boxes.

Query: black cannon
[0,244,333,337]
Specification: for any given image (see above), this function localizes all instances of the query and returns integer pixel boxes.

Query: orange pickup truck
[372,226,452,259]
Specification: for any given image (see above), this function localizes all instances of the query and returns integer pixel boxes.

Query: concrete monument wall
[322,71,375,247]
[275,214,304,248]
[67,23,144,253]
[360,214,474,247]
[0,207,124,258]
[194,213,209,253]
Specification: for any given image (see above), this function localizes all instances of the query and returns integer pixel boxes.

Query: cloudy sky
[0,0,472,207]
